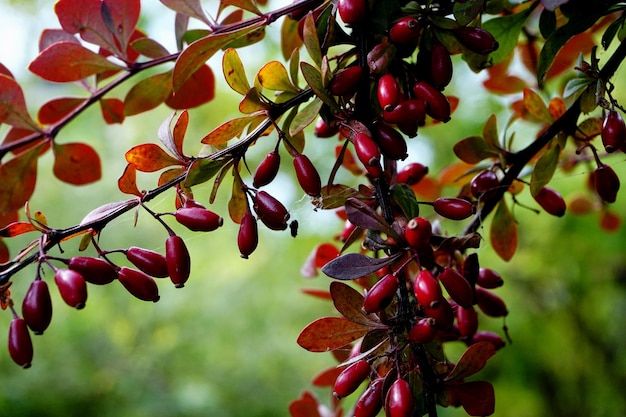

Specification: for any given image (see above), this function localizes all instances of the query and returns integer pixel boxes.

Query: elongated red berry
[166,235,191,288]
[475,287,508,317]
[477,268,504,289]
[126,247,169,278]
[337,0,367,24]
[333,359,370,399]
[363,273,399,313]
[21,279,52,335]
[453,26,499,55]
[424,296,454,330]
[430,43,453,89]
[117,267,160,302]
[175,206,223,232]
[470,170,499,200]
[354,378,384,417]
[389,16,421,44]
[405,216,432,249]
[457,305,479,338]
[314,117,338,138]
[377,73,401,111]
[439,267,473,308]
[397,163,428,185]
[372,122,407,160]
[386,379,414,417]
[601,110,625,153]
[414,270,442,309]
[254,191,290,230]
[8,317,33,368]
[412,81,451,121]
[293,154,322,196]
[433,197,474,220]
[533,187,566,217]
[353,132,383,177]
[238,211,259,259]
[54,268,87,309]
[591,165,620,203]
[329,66,363,96]
[68,256,117,285]
[253,150,281,188]
[383,99,427,125]
[407,317,437,343]
[468,330,505,350]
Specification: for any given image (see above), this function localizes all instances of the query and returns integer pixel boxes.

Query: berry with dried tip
[397,163,428,185]
[21,279,52,335]
[377,73,401,111]
[126,247,169,278]
[293,154,322,196]
[314,117,338,138]
[238,211,259,259]
[68,256,117,285]
[54,268,87,309]
[424,296,455,330]
[533,187,566,217]
[253,150,281,188]
[439,267,473,308]
[453,26,499,55]
[601,110,625,153]
[329,66,363,96]
[477,268,504,289]
[175,205,223,232]
[430,43,453,89]
[407,317,437,343]
[333,359,370,399]
[475,287,508,317]
[8,317,33,368]
[353,132,383,177]
[354,378,384,417]
[412,81,451,121]
[433,197,474,220]
[372,122,407,160]
[414,270,442,309]
[363,273,399,313]
[254,191,290,230]
[117,267,160,302]
[389,16,421,44]
[386,378,414,417]
[470,170,499,200]
[591,165,620,203]
[405,217,432,249]
[166,235,191,288]
[383,99,427,125]
[337,0,367,24]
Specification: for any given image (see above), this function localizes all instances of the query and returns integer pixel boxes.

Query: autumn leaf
[445,342,497,381]
[53,142,102,185]
[0,74,39,130]
[297,316,370,352]
[160,0,210,25]
[330,281,382,327]
[38,97,85,125]
[222,48,250,95]
[0,222,37,238]
[0,145,42,214]
[490,199,517,261]
[166,64,215,109]
[125,143,182,172]
[124,71,173,116]
[99,98,125,124]
[117,163,141,197]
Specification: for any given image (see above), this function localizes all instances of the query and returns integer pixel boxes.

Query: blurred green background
[0,1,625,417]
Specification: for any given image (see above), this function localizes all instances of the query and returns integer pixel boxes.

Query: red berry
[439,267,473,308]
[430,43,453,89]
[382,99,427,125]
[377,73,401,111]
[238,211,259,259]
[372,122,408,160]
[407,317,437,343]
[54,268,87,309]
[475,287,508,317]
[68,256,117,285]
[21,280,53,335]
[457,305,479,338]
[397,163,428,185]
[166,235,191,288]
[433,197,474,220]
[353,132,383,177]
[363,273,399,313]
[601,110,625,153]
[333,359,370,399]
[126,246,169,278]
[412,81,451,122]
[468,330,505,350]
[414,270,442,309]
[591,165,620,203]
[354,378,384,417]
[470,170,499,200]
[175,206,223,232]
[329,66,363,96]
[293,154,322,196]
[117,267,160,302]
[385,379,414,417]
[337,0,367,24]
[253,150,281,188]
[533,186,566,217]
[405,217,432,249]
[8,317,33,368]
[477,268,504,289]
[253,191,290,230]
[314,117,338,138]
[389,17,421,44]
[424,296,455,330]
[453,26,499,55]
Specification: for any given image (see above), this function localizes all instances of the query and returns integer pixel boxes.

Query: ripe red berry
[457,305,479,338]
[389,16,421,44]
[68,256,117,285]
[533,187,566,217]
[329,66,363,96]
[21,279,53,335]
[477,268,504,289]
[433,197,474,220]
[372,122,408,160]
[424,296,455,330]
[468,330,505,350]
[354,378,384,417]
[407,317,437,343]
[414,270,442,309]
[314,117,338,138]
[397,163,428,185]
[412,81,451,121]
[126,246,169,278]
[337,0,367,24]
[453,26,499,55]
[475,287,508,317]
[430,43,453,89]
[293,154,322,196]
[591,165,620,203]
[377,73,401,111]
[54,268,87,309]
[175,206,223,232]
[8,317,33,368]
[238,211,259,259]
[470,170,499,200]
[117,267,160,302]
[385,379,414,417]
[253,150,281,188]
[253,191,290,230]
[353,132,383,177]
[166,235,191,288]
[439,267,473,308]
[363,273,399,313]
[333,359,370,399]
[601,110,625,153]
[405,217,432,249]
[382,99,427,125]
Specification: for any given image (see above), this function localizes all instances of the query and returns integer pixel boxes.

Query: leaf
[321,252,402,281]
[218,0,262,16]
[38,97,85,125]
[79,200,135,226]
[446,381,495,416]
[125,143,182,172]
[390,183,420,219]
[173,22,263,92]
[184,158,227,188]
[445,342,496,381]
[172,110,189,157]
[0,222,37,238]
[117,163,142,197]
[222,48,250,95]
[317,184,360,210]
[289,391,322,417]
[0,145,41,214]
[239,87,268,114]
[29,42,123,82]
[490,199,517,261]
[39,28,80,51]
[0,74,38,130]
[330,282,382,327]
[131,37,170,59]
[297,317,370,352]
[311,366,343,387]
[157,112,184,160]
[53,142,102,185]
[101,0,141,55]
[201,115,264,146]
[228,172,247,223]
[530,140,560,196]
[1,128,46,156]
[160,0,210,24]
[55,0,120,54]
[523,88,552,125]
[257,61,298,92]
[124,71,173,116]
[301,243,341,278]
[158,167,186,187]
[453,136,499,164]
[300,62,337,111]
[482,114,499,149]
[166,64,215,109]
[289,98,323,137]
[345,198,396,237]
[453,0,485,26]
[302,13,322,67]
[0,239,9,264]
[483,6,533,65]
[281,15,303,61]
[223,27,266,49]
[99,98,125,124]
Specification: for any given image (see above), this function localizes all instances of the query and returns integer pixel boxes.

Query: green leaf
[289,97,323,137]
[222,48,250,95]
[453,0,485,27]
[390,184,420,219]
[300,62,338,111]
[453,136,499,164]
[563,77,594,103]
[484,6,533,65]
[302,12,322,67]
[184,158,227,188]
[539,8,557,39]
[123,71,173,116]
[530,140,560,196]
[482,114,500,149]
[490,199,517,261]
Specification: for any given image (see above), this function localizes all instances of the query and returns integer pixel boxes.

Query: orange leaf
[117,163,141,197]
[548,97,566,120]
[0,222,37,238]
[100,98,125,124]
[490,199,517,261]
[523,88,552,125]
[172,110,189,156]
[125,143,182,172]
[297,316,369,352]
[546,32,595,80]
[0,145,41,214]
[38,97,85,125]
[166,64,215,109]
[0,74,38,130]
[53,142,102,185]
[158,167,185,187]
[201,115,263,146]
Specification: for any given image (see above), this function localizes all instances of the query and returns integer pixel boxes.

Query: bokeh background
[0,1,625,416]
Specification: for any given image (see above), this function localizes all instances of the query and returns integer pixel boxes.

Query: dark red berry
[470,170,499,200]
[253,150,281,188]
[433,197,474,220]
[601,110,625,153]
[477,268,504,289]
[238,211,259,259]
[314,117,338,138]
[253,191,290,230]
[54,268,87,309]
[353,132,383,177]
[439,267,473,308]
[293,154,322,196]
[372,122,408,160]
[21,280,52,335]
[389,17,421,44]
[337,0,367,24]
[377,73,401,111]
[363,273,399,313]
[397,163,428,185]
[424,296,455,330]
[354,378,384,417]
[385,379,414,417]
[117,267,160,302]
[329,66,363,96]
[430,43,453,89]
[414,270,442,309]
[175,206,223,232]
[475,287,508,317]
[383,99,427,125]
[166,235,191,288]
[68,256,117,285]
[405,217,432,249]
[412,81,451,122]
[407,317,437,343]
[333,359,370,399]
[8,317,33,368]
[468,330,505,350]
[453,26,499,55]
[457,305,479,338]
[396,121,419,138]
[591,165,620,203]
[126,246,169,278]
[533,187,566,217]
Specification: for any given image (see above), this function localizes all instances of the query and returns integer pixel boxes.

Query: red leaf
[446,381,495,416]
[289,391,322,417]
[172,110,189,157]
[53,142,102,185]
[0,222,37,238]
[39,29,80,51]
[300,288,332,300]
[0,238,8,264]
[125,143,182,172]
[445,342,496,381]
[100,98,125,124]
[55,0,120,55]
[0,74,38,130]
[1,128,47,156]
[38,97,85,125]
[166,64,215,109]
[124,71,173,116]
[29,42,123,82]
[100,0,141,55]
[117,163,141,197]
[330,281,381,327]
[297,317,370,352]
[301,243,340,277]
[490,199,517,261]
[0,63,14,78]
[312,366,343,387]
[0,145,41,214]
